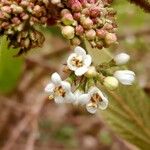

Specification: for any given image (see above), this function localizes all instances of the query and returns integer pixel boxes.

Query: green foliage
[0,36,24,93]
[101,84,150,150]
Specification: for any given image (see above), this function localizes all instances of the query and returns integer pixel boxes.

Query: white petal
[54,96,64,104]
[114,70,135,85]
[61,81,71,92]
[67,53,78,71]
[114,53,130,65]
[88,86,99,96]
[78,94,90,105]
[51,72,62,85]
[75,67,88,76]
[45,83,54,93]
[65,92,75,103]
[74,46,86,57]
[99,98,108,110]
[86,103,98,114]
[84,55,92,67]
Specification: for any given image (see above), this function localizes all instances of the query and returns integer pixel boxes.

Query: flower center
[71,56,83,67]
[91,93,102,103]
[54,86,66,97]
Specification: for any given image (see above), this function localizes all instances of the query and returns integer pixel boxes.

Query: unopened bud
[62,13,74,25]
[104,76,119,90]
[62,26,75,39]
[75,25,84,35]
[105,33,117,45]
[85,66,97,78]
[70,0,82,12]
[61,9,70,16]
[51,0,61,5]
[114,53,130,65]
[96,29,107,38]
[85,29,96,40]
[81,17,93,29]
[90,7,100,18]
[71,37,81,45]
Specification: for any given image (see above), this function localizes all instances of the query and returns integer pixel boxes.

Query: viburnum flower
[86,87,108,114]
[114,70,135,85]
[45,72,75,104]
[114,53,130,65]
[67,46,92,76]
[74,90,90,105]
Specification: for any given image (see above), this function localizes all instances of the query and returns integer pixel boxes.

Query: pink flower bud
[85,29,96,40]
[68,0,82,12]
[75,25,84,35]
[1,6,11,13]
[96,29,107,38]
[81,17,93,29]
[73,12,81,20]
[79,0,87,6]
[103,23,113,30]
[62,13,74,25]
[105,33,117,45]
[90,7,100,18]
[82,8,90,15]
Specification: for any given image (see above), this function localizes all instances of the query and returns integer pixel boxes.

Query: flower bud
[85,29,96,40]
[104,76,119,90]
[85,66,97,78]
[73,12,81,20]
[80,17,93,29]
[96,29,107,39]
[62,26,75,39]
[114,70,135,85]
[90,7,100,18]
[62,13,74,25]
[105,33,117,45]
[51,0,61,5]
[61,9,70,16]
[71,37,81,45]
[114,53,130,65]
[75,25,84,35]
[69,0,82,12]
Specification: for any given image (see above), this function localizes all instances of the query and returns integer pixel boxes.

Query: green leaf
[0,36,24,93]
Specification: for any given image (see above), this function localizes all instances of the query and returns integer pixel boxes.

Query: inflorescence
[45,46,135,114]
[0,0,136,114]
[56,0,117,49]
[0,0,117,55]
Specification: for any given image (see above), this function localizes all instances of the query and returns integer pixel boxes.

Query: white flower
[114,53,130,65]
[86,87,108,114]
[74,90,90,105]
[45,72,75,104]
[67,46,92,76]
[114,70,135,85]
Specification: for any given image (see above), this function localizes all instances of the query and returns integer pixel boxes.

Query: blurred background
[0,0,150,150]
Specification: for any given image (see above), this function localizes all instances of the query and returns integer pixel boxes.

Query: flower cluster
[0,0,51,55]
[0,0,117,55]
[45,46,135,114]
[57,0,117,49]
